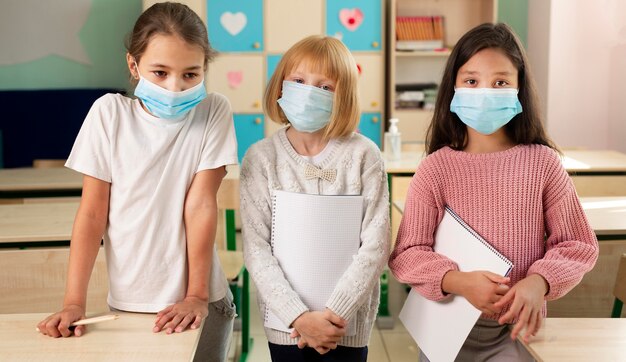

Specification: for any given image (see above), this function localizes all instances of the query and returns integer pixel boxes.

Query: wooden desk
[0,167,82,198]
[520,318,626,362]
[0,202,78,244]
[0,312,200,361]
[393,197,626,318]
[0,200,251,361]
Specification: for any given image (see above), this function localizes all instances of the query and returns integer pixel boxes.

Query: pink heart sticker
[339,8,364,32]
[227,71,243,89]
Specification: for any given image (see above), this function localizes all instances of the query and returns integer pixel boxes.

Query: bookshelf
[385,0,496,143]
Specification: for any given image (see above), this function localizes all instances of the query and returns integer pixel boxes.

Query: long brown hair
[125,2,216,72]
[425,23,557,154]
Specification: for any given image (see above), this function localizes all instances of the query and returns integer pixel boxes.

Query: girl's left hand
[154,296,209,334]
[495,274,548,343]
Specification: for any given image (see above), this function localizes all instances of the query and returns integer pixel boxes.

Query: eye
[320,84,334,92]
[495,80,509,87]
[153,70,166,78]
[464,79,477,86]
[293,78,304,84]
[184,73,199,79]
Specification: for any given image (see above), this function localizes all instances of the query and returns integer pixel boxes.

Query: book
[399,206,513,362]
[264,190,363,335]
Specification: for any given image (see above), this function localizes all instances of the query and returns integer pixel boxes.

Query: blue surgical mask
[133,65,207,120]
[277,81,334,133]
[450,88,522,135]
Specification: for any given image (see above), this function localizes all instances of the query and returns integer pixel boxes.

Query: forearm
[184,206,217,301]
[63,206,108,308]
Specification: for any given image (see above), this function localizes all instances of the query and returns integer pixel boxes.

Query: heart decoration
[339,8,364,32]
[227,71,243,89]
[220,12,247,36]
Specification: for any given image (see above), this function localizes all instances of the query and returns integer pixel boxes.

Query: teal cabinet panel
[359,113,382,148]
[266,54,283,82]
[207,0,263,52]
[234,114,265,162]
[326,0,381,51]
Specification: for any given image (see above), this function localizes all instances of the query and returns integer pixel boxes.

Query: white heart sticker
[220,11,247,36]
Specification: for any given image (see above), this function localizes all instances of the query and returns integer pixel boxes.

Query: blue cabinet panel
[207,0,263,52]
[234,114,265,162]
[326,0,381,51]
[359,113,381,148]
[266,54,283,82]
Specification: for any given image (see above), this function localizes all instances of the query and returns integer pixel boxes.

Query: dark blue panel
[0,89,124,168]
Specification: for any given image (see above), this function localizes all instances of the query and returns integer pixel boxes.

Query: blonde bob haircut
[264,35,360,140]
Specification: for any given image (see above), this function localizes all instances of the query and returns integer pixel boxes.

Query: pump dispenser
[384,118,402,161]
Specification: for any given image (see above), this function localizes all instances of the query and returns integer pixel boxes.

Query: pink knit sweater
[389,144,599,321]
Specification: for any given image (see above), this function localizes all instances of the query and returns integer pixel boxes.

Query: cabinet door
[234,114,265,162]
[326,0,382,51]
[207,0,263,52]
[266,54,283,82]
[266,0,323,53]
[353,54,383,112]
[207,55,263,113]
[359,113,382,148]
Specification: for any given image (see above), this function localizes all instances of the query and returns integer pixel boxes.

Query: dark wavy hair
[425,23,558,154]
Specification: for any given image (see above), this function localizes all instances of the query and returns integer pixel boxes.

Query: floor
[226,271,421,362]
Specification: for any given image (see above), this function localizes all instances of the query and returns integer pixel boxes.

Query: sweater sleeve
[240,150,309,327]
[388,168,458,301]
[527,155,599,300]
[325,158,391,321]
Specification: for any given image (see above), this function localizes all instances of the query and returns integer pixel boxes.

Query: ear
[126,53,139,80]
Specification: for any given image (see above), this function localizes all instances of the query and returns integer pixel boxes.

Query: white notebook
[264,190,363,336]
[399,206,513,362]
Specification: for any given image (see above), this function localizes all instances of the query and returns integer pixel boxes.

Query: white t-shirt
[66,92,238,312]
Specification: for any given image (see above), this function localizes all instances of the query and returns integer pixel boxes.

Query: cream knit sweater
[240,128,390,347]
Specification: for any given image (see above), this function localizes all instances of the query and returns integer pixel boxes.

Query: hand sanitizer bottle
[384,118,402,161]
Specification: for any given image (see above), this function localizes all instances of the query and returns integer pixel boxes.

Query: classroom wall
[0,0,142,90]
[498,0,528,47]
[529,0,626,152]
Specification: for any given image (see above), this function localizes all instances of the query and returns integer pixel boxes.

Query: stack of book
[396,16,444,51]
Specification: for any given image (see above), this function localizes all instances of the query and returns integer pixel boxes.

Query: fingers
[189,314,203,330]
[323,309,347,328]
[484,272,510,285]
[494,288,515,309]
[290,329,300,339]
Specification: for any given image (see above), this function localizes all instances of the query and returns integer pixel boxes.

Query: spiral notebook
[399,206,513,362]
[263,190,363,335]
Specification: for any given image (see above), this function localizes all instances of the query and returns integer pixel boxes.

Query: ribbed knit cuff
[325,290,360,321]
[274,297,309,328]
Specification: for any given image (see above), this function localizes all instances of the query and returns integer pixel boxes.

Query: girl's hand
[443,270,510,315]
[495,274,548,342]
[37,305,86,338]
[291,309,347,354]
[154,296,208,334]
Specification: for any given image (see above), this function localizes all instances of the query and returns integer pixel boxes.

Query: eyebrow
[149,63,202,71]
[459,70,514,76]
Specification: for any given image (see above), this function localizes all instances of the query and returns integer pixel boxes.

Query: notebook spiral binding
[444,206,513,267]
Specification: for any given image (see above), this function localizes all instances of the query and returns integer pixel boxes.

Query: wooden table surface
[0,312,200,362]
[520,318,626,362]
[0,167,82,192]
[0,202,79,243]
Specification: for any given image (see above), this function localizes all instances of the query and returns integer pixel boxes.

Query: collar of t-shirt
[298,139,337,166]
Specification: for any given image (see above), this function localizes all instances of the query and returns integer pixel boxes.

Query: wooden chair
[0,247,109,313]
[612,253,626,317]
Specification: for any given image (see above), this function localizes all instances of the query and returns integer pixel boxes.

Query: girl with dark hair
[389,23,598,361]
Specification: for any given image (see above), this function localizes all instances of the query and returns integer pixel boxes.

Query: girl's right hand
[37,305,86,338]
[291,309,347,354]
[442,270,510,315]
